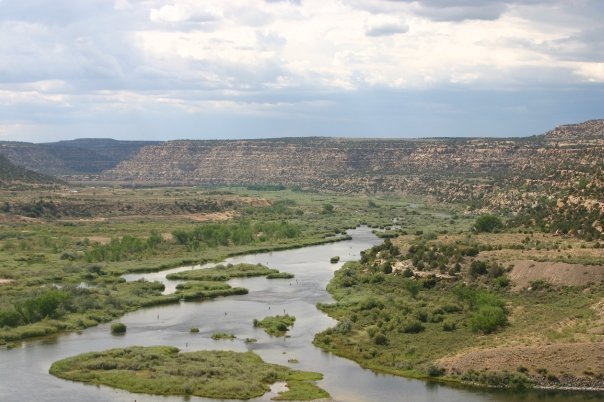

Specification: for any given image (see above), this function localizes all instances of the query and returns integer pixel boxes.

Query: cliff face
[104,120,604,196]
[0,139,157,176]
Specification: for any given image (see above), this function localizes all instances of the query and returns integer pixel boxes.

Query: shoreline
[0,232,354,346]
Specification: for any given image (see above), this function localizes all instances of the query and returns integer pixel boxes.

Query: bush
[442,320,457,331]
[0,309,22,327]
[493,276,510,288]
[427,365,445,377]
[474,215,503,233]
[111,322,127,334]
[322,204,334,214]
[401,319,425,334]
[373,332,388,345]
[470,306,507,334]
[469,261,487,277]
[529,280,551,290]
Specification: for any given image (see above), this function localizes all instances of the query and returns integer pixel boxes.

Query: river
[0,227,598,402]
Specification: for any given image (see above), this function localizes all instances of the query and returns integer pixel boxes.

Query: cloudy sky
[0,0,603,142]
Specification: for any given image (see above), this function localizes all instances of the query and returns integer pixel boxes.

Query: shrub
[442,303,462,313]
[373,332,388,345]
[111,322,127,334]
[415,310,428,323]
[442,320,457,331]
[335,320,352,334]
[322,203,334,214]
[0,309,22,327]
[469,261,487,277]
[474,215,503,233]
[493,276,510,288]
[529,280,551,290]
[470,306,507,334]
[401,319,425,334]
[427,365,445,377]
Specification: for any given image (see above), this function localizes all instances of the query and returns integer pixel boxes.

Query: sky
[0,0,603,142]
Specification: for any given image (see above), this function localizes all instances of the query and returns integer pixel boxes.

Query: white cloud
[114,0,133,11]
[0,0,602,141]
[150,3,220,23]
[365,16,409,36]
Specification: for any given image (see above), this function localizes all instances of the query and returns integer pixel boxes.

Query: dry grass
[508,260,604,289]
[438,342,604,378]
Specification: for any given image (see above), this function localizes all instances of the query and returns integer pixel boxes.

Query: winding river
[0,227,599,402]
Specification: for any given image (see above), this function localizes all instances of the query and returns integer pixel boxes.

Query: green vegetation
[172,221,302,251]
[85,232,165,262]
[211,332,236,340]
[174,281,248,301]
[273,380,330,400]
[167,263,280,281]
[49,347,329,400]
[254,315,296,337]
[266,272,295,279]
[0,186,476,346]
[473,215,503,233]
[110,322,126,334]
[330,256,340,263]
[314,259,508,378]
[313,228,604,389]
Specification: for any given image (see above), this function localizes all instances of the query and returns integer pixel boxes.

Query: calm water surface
[0,228,600,402]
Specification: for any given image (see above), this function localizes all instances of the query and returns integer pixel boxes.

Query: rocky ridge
[104,120,603,195]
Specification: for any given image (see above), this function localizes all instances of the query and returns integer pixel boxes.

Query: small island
[49,346,329,401]
[211,332,236,340]
[167,263,293,281]
[174,281,248,301]
[254,314,296,337]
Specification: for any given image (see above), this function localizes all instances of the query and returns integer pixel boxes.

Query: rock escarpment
[105,120,604,197]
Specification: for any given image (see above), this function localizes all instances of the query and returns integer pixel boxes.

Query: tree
[474,215,503,233]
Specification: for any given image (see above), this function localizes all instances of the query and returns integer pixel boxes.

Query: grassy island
[49,346,329,400]
[254,314,296,337]
[174,281,248,300]
[167,263,286,281]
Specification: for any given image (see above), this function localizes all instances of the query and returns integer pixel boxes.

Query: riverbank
[312,232,604,393]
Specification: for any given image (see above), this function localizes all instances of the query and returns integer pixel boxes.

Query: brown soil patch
[59,217,107,222]
[438,342,604,378]
[187,211,236,222]
[509,260,604,289]
[0,279,14,285]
